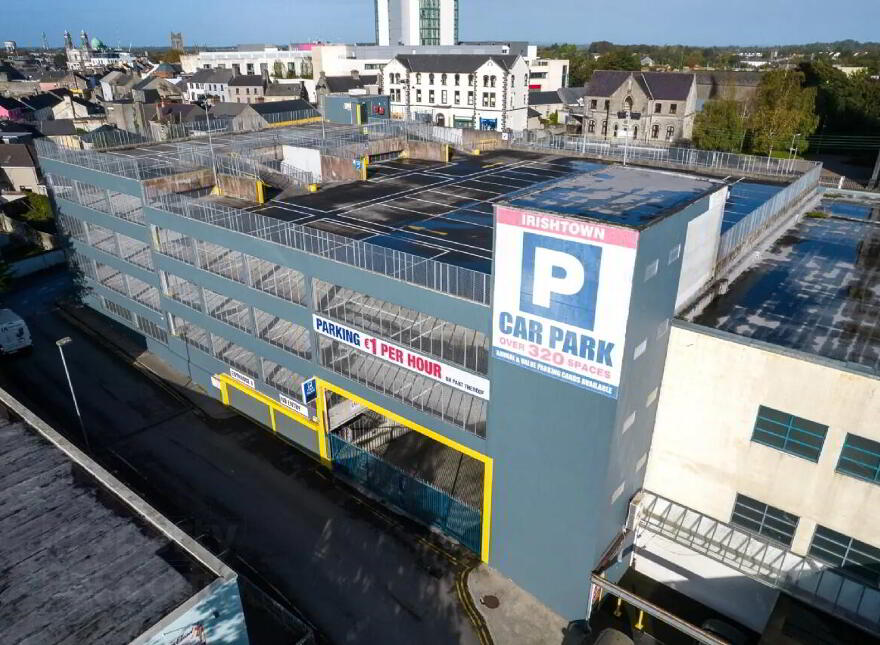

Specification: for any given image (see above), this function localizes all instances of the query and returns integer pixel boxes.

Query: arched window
[588,120,595,134]
[624,96,634,112]
[633,125,639,139]
[613,123,619,137]
[441,73,447,85]
[469,74,475,86]
[602,120,608,135]
[429,73,434,84]
[416,73,422,84]
[483,75,489,86]
[491,75,497,87]
[666,125,675,141]
[651,124,660,139]
[454,74,460,86]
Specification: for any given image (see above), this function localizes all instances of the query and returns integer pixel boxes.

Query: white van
[0,309,32,354]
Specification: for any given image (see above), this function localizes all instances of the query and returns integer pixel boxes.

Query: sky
[9,0,880,49]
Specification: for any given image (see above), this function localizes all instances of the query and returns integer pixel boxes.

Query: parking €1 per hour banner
[492,206,638,399]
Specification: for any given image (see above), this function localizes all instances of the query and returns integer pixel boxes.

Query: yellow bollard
[635,609,645,631]
[308,183,319,193]
[613,597,623,618]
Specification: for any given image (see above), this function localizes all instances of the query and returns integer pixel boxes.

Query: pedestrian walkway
[467,564,571,645]
[58,302,235,421]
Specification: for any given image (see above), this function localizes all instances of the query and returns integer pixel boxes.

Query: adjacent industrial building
[37,111,880,640]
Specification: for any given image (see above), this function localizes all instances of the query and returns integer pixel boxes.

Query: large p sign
[519,233,602,330]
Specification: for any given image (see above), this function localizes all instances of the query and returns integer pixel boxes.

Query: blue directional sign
[301,378,318,404]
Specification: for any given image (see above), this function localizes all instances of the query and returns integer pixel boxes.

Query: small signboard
[301,378,318,404]
[353,159,363,170]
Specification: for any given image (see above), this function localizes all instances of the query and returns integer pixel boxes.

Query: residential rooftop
[0,419,214,643]
[692,202,880,374]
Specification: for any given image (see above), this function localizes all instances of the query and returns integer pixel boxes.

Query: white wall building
[376,0,459,47]
[383,54,528,131]
[526,57,568,91]
[191,45,314,80]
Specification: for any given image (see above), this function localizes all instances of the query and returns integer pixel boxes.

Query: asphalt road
[0,270,482,645]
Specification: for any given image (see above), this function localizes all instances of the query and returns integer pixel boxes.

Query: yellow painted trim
[269,406,277,432]
[445,144,451,163]
[255,180,265,205]
[315,381,331,467]
[316,378,494,562]
[220,382,230,405]
[266,116,322,129]
[214,373,319,432]
[480,459,493,563]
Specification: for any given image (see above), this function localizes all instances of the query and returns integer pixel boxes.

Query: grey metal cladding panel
[72,240,160,286]
[88,279,166,327]
[56,198,150,243]
[154,254,312,330]
[145,206,491,334]
[228,386,272,429]
[275,414,319,455]
[40,158,144,197]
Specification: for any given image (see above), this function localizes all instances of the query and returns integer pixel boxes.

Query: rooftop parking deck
[693,202,880,373]
[253,149,605,273]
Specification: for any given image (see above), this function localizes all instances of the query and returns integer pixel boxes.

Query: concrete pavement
[0,270,484,645]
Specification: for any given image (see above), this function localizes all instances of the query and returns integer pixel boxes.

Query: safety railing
[640,491,880,636]
[716,163,822,269]
[149,191,492,306]
[509,129,818,179]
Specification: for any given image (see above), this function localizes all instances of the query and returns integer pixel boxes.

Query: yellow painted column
[480,458,494,563]
[315,381,332,468]
[269,406,277,432]
[221,383,229,406]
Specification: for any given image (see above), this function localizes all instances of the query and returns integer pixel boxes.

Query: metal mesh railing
[510,129,819,179]
[149,191,491,305]
[716,164,822,268]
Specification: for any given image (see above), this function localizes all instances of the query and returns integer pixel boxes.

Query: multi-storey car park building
[35,114,880,640]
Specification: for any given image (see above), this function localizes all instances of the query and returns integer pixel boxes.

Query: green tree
[693,100,747,152]
[157,49,180,64]
[53,52,68,68]
[22,194,52,223]
[747,70,819,156]
[595,51,641,71]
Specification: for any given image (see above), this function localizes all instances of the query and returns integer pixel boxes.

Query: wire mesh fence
[717,164,822,268]
[509,129,819,179]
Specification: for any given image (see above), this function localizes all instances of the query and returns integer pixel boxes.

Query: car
[0,309,31,355]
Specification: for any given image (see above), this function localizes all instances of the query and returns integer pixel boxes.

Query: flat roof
[693,203,880,373]
[504,165,723,229]
[253,149,606,273]
[0,420,214,643]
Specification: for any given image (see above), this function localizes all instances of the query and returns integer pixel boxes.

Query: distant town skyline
[9,0,880,49]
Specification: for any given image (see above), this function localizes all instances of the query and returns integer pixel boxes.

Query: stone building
[582,70,697,143]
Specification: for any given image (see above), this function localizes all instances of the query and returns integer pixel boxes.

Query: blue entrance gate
[328,434,482,553]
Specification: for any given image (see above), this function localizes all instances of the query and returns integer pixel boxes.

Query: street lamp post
[790,133,802,160]
[56,337,90,451]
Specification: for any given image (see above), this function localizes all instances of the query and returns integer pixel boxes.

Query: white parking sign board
[491,206,637,399]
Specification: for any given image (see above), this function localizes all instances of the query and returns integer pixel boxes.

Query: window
[613,123,619,137]
[469,74,475,86]
[416,89,422,103]
[482,75,489,86]
[809,525,880,587]
[467,91,474,106]
[751,406,827,462]
[510,74,515,87]
[441,73,447,85]
[454,73,460,86]
[429,73,434,84]
[601,120,607,135]
[633,125,639,139]
[670,103,678,114]
[588,120,595,134]
[590,99,597,109]
[837,433,880,484]
[482,92,489,107]
[604,100,610,110]
[454,90,460,104]
[441,90,447,104]
[429,90,435,103]
[236,88,240,95]
[654,103,662,114]
[652,124,660,139]
[666,125,675,141]
[246,88,250,95]
[416,73,422,84]
[490,75,497,88]
[730,494,799,547]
